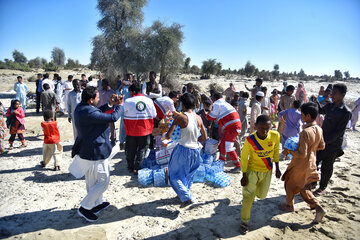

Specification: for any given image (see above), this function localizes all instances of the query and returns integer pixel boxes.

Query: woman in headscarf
[295,82,307,104]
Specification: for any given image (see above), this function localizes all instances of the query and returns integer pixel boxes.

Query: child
[280,102,326,223]
[240,115,281,234]
[40,110,63,171]
[278,100,302,146]
[165,93,207,207]
[6,99,26,150]
[0,102,6,154]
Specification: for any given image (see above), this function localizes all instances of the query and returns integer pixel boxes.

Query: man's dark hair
[68,75,73,80]
[301,102,318,120]
[125,73,132,78]
[293,100,301,109]
[230,99,239,107]
[179,93,195,110]
[333,83,347,94]
[255,95,263,101]
[82,86,98,102]
[43,110,54,121]
[168,91,179,99]
[88,76,93,81]
[17,76,22,80]
[212,91,222,100]
[286,85,295,92]
[43,73,49,79]
[261,86,267,92]
[255,114,271,125]
[81,74,86,77]
[43,83,50,90]
[255,78,263,84]
[57,76,62,81]
[37,73,43,78]
[129,81,141,93]
[149,71,156,77]
[241,92,249,99]
[102,79,109,86]
[203,99,212,107]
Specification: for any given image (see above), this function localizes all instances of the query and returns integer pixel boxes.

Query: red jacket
[41,121,60,144]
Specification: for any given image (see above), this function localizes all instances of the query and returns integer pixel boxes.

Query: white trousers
[43,143,63,167]
[72,120,78,140]
[80,159,110,210]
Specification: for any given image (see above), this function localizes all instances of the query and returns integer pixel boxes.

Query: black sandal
[240,222,249,234]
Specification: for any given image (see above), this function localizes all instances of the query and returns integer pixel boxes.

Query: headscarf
[295,82,307,103]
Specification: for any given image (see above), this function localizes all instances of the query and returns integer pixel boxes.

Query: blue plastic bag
[153,169,166,187]
[202,153,213,165]
[212,160,225,171]
[193,164,206,183]
[214,172,232,188]
[169,119,181,141]
[205,164,222,182]
[138,168,153,186]
[284,135,299,151]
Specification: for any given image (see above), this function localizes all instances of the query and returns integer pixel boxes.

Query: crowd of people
[0,72,359,234]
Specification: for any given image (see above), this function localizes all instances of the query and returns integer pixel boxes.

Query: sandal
[54,166,60,171]
[240,222,249,234]
[40,161,46,168]
[9,146,13,150]
[19,144,27,148]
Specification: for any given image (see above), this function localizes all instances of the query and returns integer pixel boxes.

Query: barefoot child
[165,93,207,207]
[40,110,63,171]
[280,102,326,222]
[6,99,26,150]
[240,115,281,234]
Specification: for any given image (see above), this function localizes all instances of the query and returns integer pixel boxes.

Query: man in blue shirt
[35,73,43,114]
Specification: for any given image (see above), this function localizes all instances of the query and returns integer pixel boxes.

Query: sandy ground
[0,70,360,239]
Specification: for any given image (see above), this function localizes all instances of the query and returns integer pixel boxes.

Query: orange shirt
[41,121,60,144]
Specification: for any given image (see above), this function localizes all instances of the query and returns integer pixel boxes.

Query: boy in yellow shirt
[240,115,281,234]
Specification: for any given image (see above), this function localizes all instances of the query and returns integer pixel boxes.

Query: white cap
[256,91,265,97]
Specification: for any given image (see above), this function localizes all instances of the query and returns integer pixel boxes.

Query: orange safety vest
[41,121,60,144]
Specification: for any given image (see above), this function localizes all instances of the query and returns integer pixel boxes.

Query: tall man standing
[315,84,351,195]
[97,79,116,144]
[70,86,123,222]
[124,81,156,174]
[63,75,74,112]
[67,79,82,140]
[35,73,43,114]
[14,76,28,112]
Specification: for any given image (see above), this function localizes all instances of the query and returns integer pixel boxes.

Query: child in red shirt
[40,110,63,171]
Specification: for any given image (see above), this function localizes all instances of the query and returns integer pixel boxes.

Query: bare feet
[314,206,326,223]
[240,222,249,234]
[279,203,294,212]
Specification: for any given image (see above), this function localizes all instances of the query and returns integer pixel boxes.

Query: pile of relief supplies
[138,118,232,188]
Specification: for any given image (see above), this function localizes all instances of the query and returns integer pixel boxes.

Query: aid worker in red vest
[40,110,63,171]
[206,91,242,170]
[123,81,157,174]
[153,90,180,121]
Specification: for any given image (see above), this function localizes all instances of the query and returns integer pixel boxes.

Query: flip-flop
[313,208,326,223]
[240,222,249,234]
